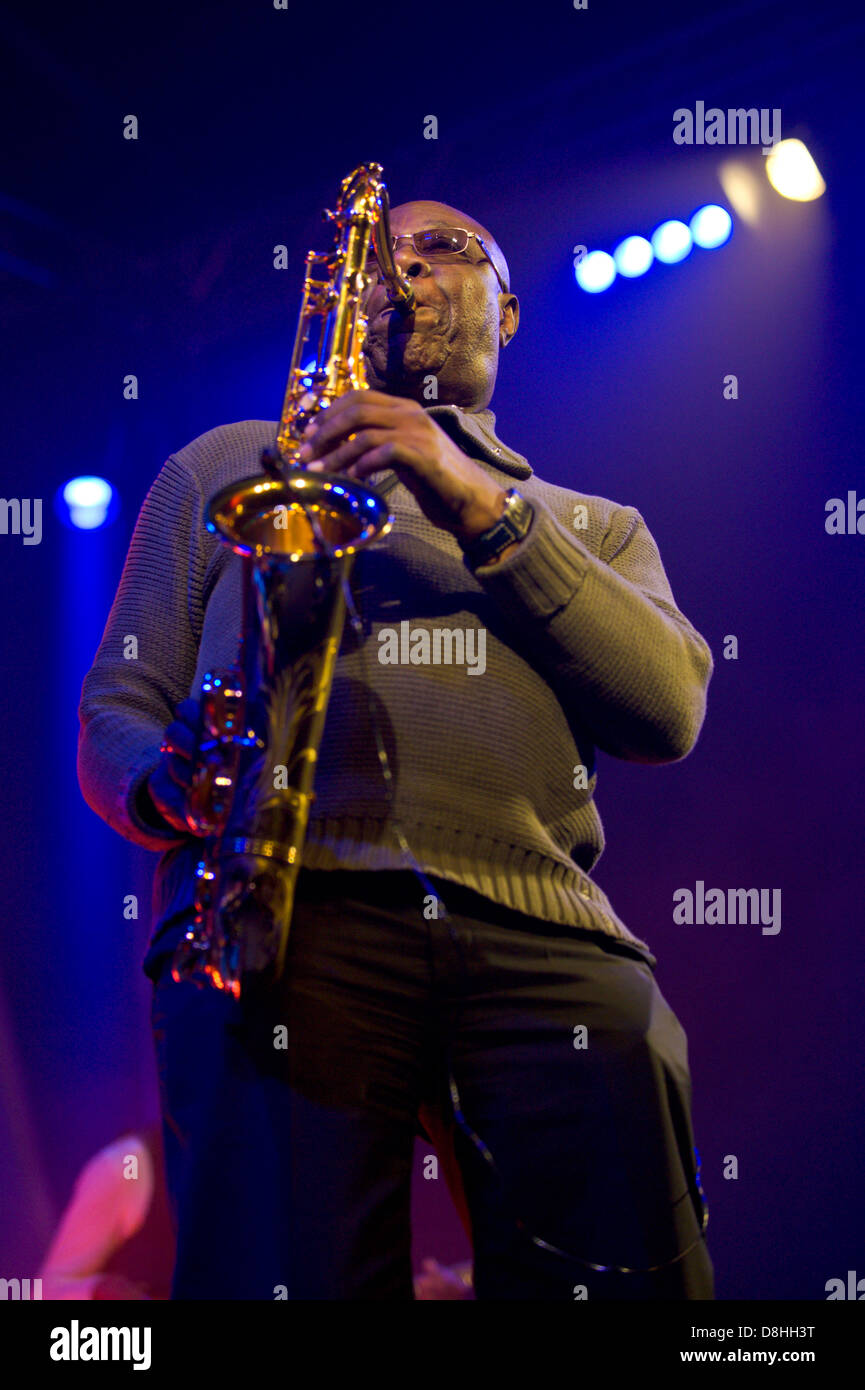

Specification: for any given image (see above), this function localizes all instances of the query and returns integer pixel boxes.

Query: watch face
[507,494,533,537]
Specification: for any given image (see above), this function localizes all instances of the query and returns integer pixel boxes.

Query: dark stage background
[1,0,863,1299]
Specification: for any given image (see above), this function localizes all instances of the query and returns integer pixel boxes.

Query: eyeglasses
[368,226,509,293]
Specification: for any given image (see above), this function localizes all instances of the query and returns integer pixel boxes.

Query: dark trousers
[146,869,714,1300]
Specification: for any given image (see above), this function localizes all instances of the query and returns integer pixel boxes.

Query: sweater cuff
[121,746,189,852]
[469,496,590,617]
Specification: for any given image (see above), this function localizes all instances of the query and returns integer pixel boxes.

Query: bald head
[362,199,519,411]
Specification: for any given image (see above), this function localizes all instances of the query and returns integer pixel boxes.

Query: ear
[499,293,519,347]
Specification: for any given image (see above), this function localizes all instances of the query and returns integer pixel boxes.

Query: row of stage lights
[61,140,826,527]
[575,203,733,293]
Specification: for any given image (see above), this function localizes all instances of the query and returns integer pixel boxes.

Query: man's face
[361,200,517,411]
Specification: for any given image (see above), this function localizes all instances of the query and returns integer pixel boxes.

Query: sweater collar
[424,403,532,480]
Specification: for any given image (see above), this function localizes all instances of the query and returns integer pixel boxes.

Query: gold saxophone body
[171,163,414,998]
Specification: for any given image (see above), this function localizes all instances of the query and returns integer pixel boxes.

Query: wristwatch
[461,488,534,569]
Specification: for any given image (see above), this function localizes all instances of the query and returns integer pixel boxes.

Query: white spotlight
[765,139,825,201]
[718,159,763,226]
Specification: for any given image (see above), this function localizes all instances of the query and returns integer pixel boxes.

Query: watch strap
[462,488,534,568]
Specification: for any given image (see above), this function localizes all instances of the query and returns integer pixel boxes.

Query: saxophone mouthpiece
[387,280,416,314]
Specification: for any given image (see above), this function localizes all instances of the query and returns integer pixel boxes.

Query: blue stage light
[575,250,616,293]
[689,204,732,248]
[651,220,693,264]
[613,235,654,278]
[60,476,115,530]
[576,206,733,296]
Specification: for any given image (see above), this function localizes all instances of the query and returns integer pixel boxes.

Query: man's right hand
[142,697,206,836]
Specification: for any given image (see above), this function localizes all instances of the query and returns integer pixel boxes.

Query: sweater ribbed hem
[300,815,651,954]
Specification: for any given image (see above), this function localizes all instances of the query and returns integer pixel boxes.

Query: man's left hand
[298,390,507,544]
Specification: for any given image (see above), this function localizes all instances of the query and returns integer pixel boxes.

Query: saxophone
[170,163,414,998]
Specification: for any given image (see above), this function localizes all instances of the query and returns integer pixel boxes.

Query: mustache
[366,282,443,317]
[369,295,446,326]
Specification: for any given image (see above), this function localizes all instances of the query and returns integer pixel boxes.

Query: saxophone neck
[372,183,416,312]
[275,163,411,467]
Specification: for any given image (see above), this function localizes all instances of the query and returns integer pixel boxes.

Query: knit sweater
[77,403,714,958]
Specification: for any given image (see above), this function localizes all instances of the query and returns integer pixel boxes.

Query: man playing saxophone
[78,188,715,1300]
